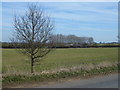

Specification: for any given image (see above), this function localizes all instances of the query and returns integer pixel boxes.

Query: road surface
[37,74,118,88]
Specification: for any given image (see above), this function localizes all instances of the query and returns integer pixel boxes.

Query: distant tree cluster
[51,34,94,47]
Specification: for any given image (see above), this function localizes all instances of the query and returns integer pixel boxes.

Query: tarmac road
[37,73,118,88]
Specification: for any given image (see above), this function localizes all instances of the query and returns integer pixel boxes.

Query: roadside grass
[3,64,119,85]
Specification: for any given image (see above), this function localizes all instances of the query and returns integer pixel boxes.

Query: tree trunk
[31,58,34,73]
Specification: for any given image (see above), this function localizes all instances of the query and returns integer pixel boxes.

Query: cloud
[43,2,118,26]
[56,23,117,32]
[2,2,118,25]
[47,2,117,16]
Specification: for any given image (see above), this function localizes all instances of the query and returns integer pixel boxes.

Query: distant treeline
[51,34,94,45]
[1,42,120,48]
[49,34,119,48]
[1,34,120,48]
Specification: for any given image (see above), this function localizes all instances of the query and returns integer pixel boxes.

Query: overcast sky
[1,2,118,42]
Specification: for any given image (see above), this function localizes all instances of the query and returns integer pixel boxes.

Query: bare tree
[12,4,54,73]
[88,37,94,45]
[118,35,120,43]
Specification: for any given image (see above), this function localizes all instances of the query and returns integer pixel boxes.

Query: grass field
[2,48,118,74]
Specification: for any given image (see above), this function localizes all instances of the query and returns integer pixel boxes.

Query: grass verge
[2,64,119,87]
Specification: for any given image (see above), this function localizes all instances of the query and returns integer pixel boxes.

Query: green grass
[2,48,118,74]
